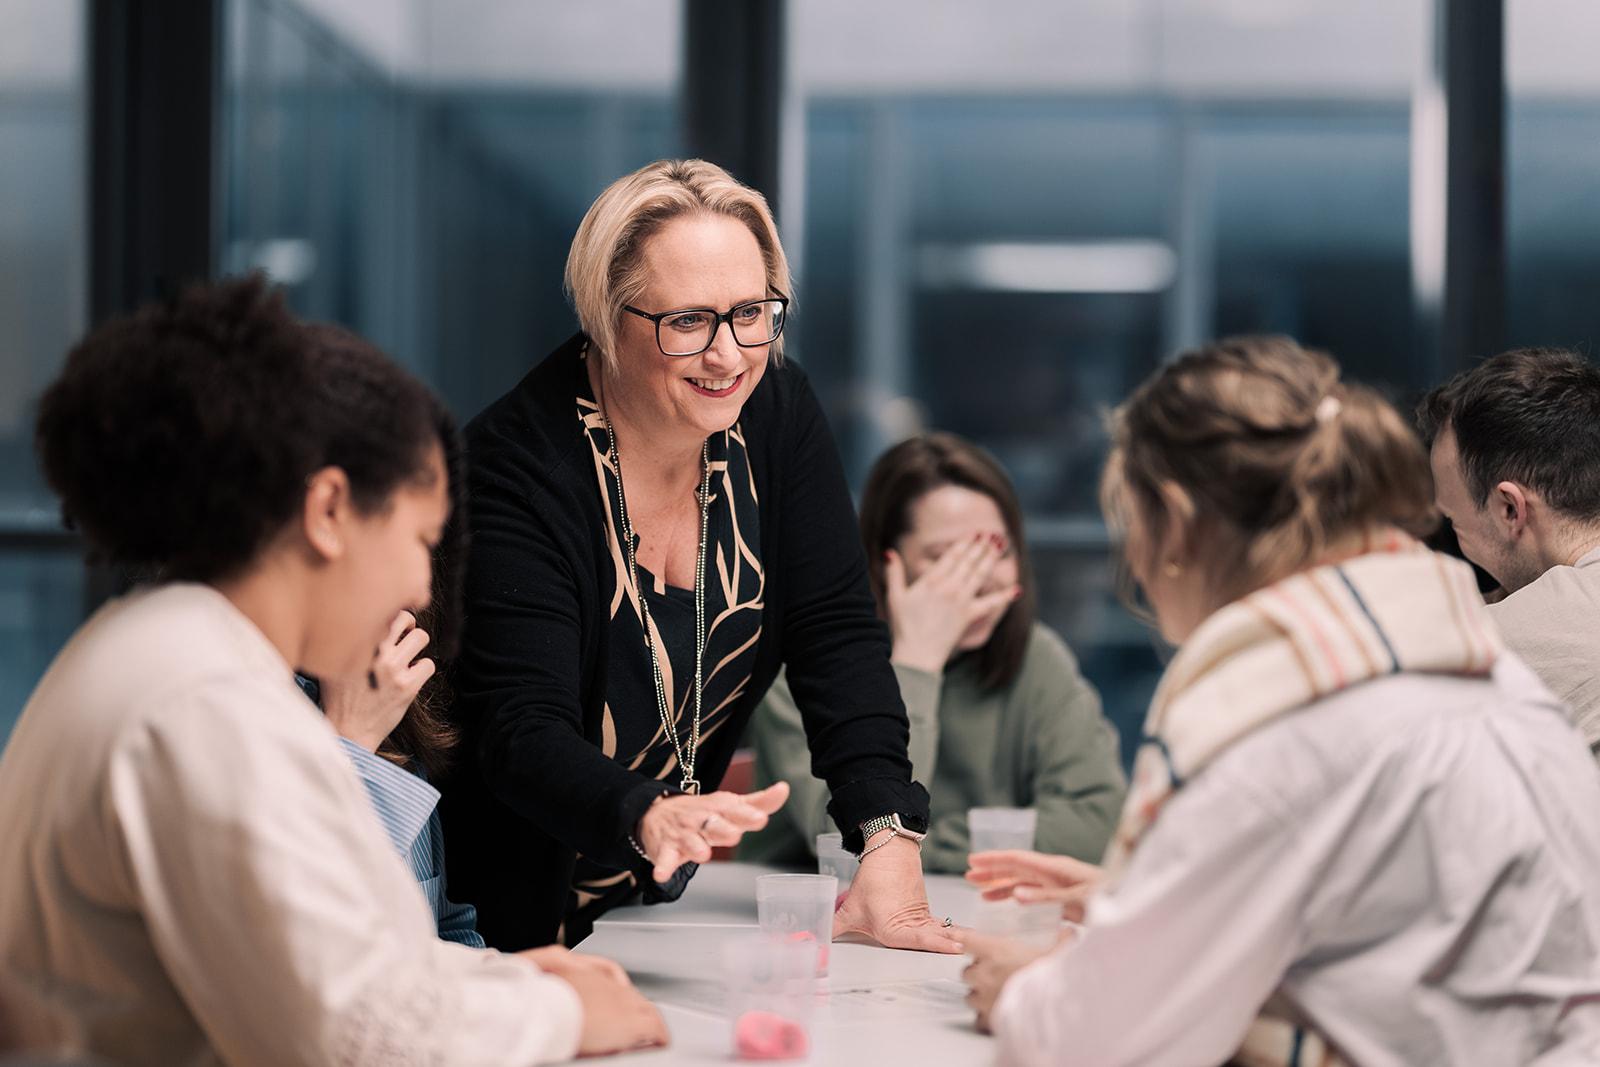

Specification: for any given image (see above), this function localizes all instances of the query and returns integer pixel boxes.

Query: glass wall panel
[221,0,683,423]
[0,0,87,740]
[1508,0,1600,355]
[790,0,1428,764]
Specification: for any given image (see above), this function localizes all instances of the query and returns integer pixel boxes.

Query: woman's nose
[700,324,742,369]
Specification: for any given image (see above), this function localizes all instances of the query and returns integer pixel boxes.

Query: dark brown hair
[1102,336,1436,607]
[1418,346,1600,521]
[35,276,455,583]
[858,432,1035,689]
[298,322,468,781]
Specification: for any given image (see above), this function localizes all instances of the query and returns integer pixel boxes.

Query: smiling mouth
[686,373,743,398]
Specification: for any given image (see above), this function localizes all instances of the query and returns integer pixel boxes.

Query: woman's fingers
[916,533,983,593]
[965,585,1018,625]
[391,625,432,665]
[966,858,1036,885]
[738,781,790,814]
[650,842,685,885]
[979,881,1023,901]
[385,609,417,645]
[950,534,1000,591]
[884,549,909,606]
[968,849,1092,887]
[642,784,793,881]
[574,954,631,985]
[404,656,438,691]
[878,919,965,955]
[957,930,1004,960]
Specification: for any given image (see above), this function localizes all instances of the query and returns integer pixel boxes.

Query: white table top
[577,862,996,1065]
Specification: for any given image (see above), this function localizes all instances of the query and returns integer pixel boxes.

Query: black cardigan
[440,335,929,949]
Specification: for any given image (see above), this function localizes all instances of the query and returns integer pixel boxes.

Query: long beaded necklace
[604,412,711,795]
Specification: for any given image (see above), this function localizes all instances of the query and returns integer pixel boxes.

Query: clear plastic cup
[815,832,858,898]
[721,935,818,1061]
[973,897,1065,951]
[756,874,838,977]
[968,806,1038,854]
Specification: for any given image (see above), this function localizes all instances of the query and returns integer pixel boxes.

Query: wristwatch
[857,813,927,861]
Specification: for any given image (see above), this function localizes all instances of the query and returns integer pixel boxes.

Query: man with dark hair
[1420,347,1600,756]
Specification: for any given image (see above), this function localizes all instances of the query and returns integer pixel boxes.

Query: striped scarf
[1105,533,1501,1067]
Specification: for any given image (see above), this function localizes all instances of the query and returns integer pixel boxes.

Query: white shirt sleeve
[104,677,582,1066]
[991,760,1310,1067]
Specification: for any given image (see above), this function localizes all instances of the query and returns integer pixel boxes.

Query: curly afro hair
[36,275,457,584]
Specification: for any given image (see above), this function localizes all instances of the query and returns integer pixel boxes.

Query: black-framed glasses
[622,292,789,357]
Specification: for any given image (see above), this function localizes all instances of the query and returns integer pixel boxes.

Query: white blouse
[0,583,581,1065]
[992,655,1600,1067]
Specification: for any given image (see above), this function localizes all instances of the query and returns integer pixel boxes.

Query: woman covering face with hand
[743,433,1125,875]
[0,279,665,1064]
[442,159,953,952]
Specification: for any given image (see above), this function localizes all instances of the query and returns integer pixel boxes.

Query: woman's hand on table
[319,609,433,752]
[964,850,1105,923]
[636,782,790,884]
[833,835,965,954]
[517,945,670,1056]
[959,932,1053,1034]
[519,945,629,984]
[885,535,1016,674]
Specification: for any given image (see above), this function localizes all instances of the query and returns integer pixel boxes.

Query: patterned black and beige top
[444,332,927,952]
[568,376,765,926]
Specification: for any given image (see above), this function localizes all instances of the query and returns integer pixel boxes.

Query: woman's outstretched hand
[834,834,965,954]
[635,782,790,884]
[965,849,1105,922]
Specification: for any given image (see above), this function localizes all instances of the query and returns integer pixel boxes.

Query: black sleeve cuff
[593,778,676,872]
[827,776,931,853]
[616,780,701,903]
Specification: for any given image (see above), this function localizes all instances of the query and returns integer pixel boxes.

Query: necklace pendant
[680,776,701,796]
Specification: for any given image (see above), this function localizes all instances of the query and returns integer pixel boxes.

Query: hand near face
[964,850,1105,923]
[635,783,790,884]
[885,533,1019,674]
[319,609,433,752]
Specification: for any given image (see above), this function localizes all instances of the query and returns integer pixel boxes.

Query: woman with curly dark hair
[0,277,665,1063]
[291,322,488,948]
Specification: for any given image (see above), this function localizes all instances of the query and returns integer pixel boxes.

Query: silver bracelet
[859,827,921,863]
[859,833,896,863]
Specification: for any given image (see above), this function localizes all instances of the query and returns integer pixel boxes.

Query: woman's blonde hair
[1101,336,1436,610]
[564,159,793,373]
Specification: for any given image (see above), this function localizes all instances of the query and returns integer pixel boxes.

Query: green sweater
[740,623,1126,873]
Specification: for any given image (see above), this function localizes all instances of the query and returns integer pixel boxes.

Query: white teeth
[690,376,738,391]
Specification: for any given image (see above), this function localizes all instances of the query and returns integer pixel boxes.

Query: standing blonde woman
[443,159,955,953]
[963,337,1600,1066]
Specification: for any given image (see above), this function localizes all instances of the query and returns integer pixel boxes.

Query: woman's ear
[1155,479,1197,570]
[302,466,353,563]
